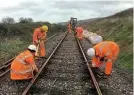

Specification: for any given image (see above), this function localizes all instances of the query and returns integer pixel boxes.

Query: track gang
[29,33,97,95]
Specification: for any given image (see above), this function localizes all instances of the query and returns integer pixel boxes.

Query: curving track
[22,32,101,95]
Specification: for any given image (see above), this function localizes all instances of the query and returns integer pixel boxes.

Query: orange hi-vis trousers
[37,40,45,57]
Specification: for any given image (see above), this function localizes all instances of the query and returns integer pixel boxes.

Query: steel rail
[0,69,10,77]
[76,38,103,95]
[22,32,68,95]
[0,33,58,70]
[0,58,15,70]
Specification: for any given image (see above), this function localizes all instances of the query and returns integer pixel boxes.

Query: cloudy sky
[0,0,133,23]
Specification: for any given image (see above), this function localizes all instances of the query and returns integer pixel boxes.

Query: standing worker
[75,26,83,40]
[87,41,119,78]
[33,25,48,57]
[67,22,72,33]
[10,45,38,80]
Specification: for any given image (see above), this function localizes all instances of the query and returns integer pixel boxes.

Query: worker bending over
[11,45,38,80]
[87,41,119,78]
[33,25,48,57]
[76,26,83,40]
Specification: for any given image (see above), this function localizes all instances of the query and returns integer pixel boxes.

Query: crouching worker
[87,41,119,78]
[10,45,38,80]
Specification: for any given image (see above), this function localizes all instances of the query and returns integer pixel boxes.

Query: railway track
[0,32,102,95]
[22,32,102,95]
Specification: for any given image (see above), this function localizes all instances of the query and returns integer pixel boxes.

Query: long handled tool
[35,39,41,57]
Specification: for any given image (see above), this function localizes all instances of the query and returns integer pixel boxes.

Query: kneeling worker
[87,41,119,78]
[10,45,38,80]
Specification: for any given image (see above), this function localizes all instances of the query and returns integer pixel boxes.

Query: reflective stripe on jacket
[15,53,32,65]
[11,68,33,74]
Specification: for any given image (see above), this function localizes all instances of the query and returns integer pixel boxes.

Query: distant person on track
[33,25,48,58]
[87,41,119,78]
[75,26,83,40]
[67,22,72,33]
[10,45,38,80]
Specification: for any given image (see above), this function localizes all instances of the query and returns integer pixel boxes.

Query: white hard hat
[87,48,95,58]
[28,45,36,51]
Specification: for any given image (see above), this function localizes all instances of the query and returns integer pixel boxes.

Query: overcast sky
[0,0,133,23]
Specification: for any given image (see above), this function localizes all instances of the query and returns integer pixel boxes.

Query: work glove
[40,36,46,41]
[92,63,96,67]
[35,40,39,44]
[88,59,96,67]
[33,65,38,72]
[35,67,39,72]
[88,62,96,67]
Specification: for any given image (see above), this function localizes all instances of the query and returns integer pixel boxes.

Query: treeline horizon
[0,17,50,24]
[0,17,66,39]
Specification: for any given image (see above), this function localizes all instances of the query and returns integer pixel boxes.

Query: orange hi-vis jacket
[11,50,37,80]
[33,28,46,57]
[76,27,83,40]
[92,41,119,75]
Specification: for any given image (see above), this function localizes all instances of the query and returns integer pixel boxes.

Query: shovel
[35,39,41,57]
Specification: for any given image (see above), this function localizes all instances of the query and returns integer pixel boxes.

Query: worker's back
[11,50,34,80]
[93,41,119,59]
[76,27,83,33]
